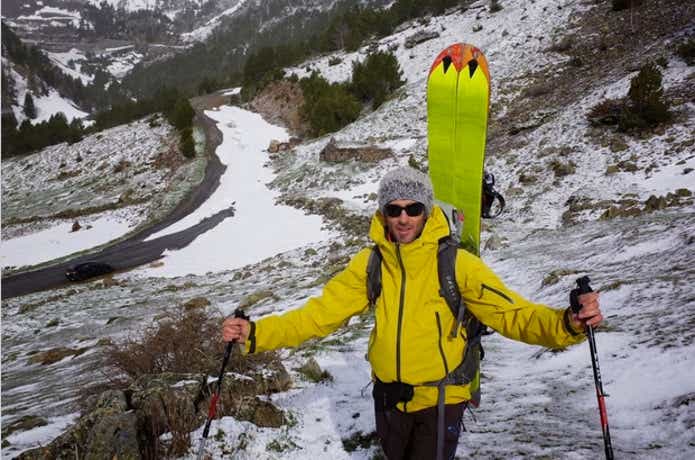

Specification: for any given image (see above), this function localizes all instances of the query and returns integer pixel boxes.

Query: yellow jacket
[245,205,585,411]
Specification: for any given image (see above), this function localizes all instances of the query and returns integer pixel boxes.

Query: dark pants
[375,403,466,460]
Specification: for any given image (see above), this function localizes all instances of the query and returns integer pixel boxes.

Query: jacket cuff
[563,308,584,337]
[246,321,256,354]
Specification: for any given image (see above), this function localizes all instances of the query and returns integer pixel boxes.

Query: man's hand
[569,291,603,331]
[222,317,250,343]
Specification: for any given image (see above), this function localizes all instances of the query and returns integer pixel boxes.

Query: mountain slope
[1,0,694,458]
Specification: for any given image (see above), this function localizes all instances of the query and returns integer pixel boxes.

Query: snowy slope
[1,0,694,458]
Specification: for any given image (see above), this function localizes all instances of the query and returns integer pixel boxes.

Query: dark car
[65,261,114,282]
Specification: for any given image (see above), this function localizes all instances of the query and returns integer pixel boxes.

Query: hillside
[1,0,694,458]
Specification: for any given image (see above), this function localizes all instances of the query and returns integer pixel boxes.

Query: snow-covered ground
[2,0,694,458]
[181,0,248,43]
[1,116,198,272]
[140,105,335,277]
[4,61,89,125]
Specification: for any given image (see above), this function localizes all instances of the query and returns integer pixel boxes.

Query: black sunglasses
[384,202,426,218]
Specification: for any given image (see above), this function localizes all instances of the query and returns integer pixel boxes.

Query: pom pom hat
[377,166,434,216]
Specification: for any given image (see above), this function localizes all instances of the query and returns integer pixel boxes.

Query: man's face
[384,199,426,244]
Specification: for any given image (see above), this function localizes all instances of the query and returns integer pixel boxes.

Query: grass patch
[342,430,380,452]
[676,37,695,66]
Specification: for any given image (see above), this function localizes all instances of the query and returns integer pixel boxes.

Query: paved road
[2,95,232,299]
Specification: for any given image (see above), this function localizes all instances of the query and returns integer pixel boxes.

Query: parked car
[65,261,114,282]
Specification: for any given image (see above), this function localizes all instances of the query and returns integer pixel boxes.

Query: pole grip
[570,276,593,313]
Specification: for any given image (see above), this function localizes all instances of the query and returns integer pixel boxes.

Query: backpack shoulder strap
[437,236,461,317]
[437,236,468,338]
[366,245,382,307]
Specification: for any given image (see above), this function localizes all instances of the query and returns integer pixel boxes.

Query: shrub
[300,73,361,136]
[167,97,195,131]
[619,62,670,131]
[180,127,195,158]
[350,50,404,110]
[676,38,695,66]
[587,98,623,126]
[612,0,641,11]
[23,92,37,119]
[305,89,361,136]
[105,308,223,381]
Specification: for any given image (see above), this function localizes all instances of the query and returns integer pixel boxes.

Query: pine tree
[350,51,405,109]
[23,92,37,119]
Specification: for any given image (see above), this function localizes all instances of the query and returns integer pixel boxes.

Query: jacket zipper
[395,243,406,383]
[481,283,514,304]
[435,312,449,377]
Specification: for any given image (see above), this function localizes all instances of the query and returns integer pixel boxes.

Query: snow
[17,6,81,28]
[2,0,695,458]
[6,63,89,125]
[48,49,95,85]
[0,216,131,269]
[32,89,90,123]
[87,0,157,12]
[223,87,242,96]
[3,413,80,450]
[140,105,334,277]
[181,0,248,43]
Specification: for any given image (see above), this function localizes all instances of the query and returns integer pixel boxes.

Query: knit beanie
[377,166,434,216]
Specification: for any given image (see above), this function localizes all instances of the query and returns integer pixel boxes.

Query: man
[223,166,603,459]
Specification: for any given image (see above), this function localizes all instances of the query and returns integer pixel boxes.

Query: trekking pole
[570,276,614,460]
[196,308,249,460]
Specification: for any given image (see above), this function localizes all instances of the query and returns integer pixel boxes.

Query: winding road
[1,94,234,299]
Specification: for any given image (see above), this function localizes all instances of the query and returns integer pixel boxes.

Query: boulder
[17,390,140,460]
[319,138,392,163]
[16,356,292,459]
[183,297,211,310]
[404,30,440,49]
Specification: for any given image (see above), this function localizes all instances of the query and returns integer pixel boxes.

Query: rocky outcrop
[319,138,392,163]
[404,30,440,49]
[17,357,292,459]
[250,80,309,136]
[17,390,139,460]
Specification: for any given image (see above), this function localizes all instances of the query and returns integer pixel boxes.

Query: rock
[16,390,139,460]
[617,160,638,172]
[100,276,119,288]
[84,410,140,460]
[518,172,538,184]
[234,397,286,427]
[404,30,440,49]
[297,357,333,383]
[28,346,90,365]
[550,160,576,177]
[319,138,392,163]
[609,137,629,152]
[1,416,48,439]
[268,140,280,153]
[484,233,505,251]
[183,297,211,310]
[119,188,135,204]
[71,220,81,232]
[239,290,275,308]
[250,80,308,136]
[644,195,668,212]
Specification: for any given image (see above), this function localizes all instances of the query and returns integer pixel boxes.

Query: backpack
[366,235,487,407]
[482,171,505,218]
